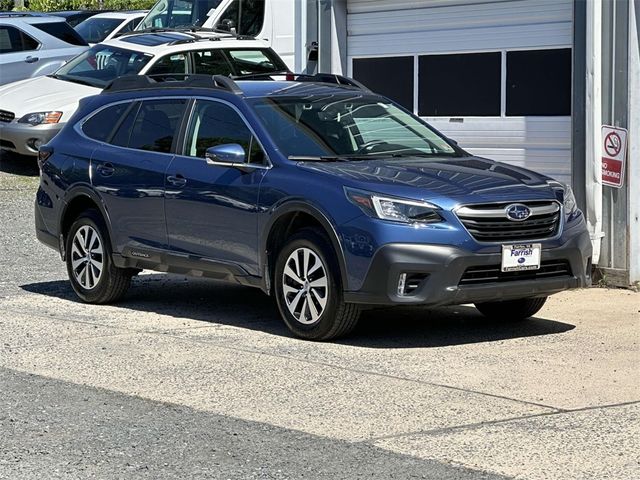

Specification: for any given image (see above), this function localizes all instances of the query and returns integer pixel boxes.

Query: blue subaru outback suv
[35,73,592,340]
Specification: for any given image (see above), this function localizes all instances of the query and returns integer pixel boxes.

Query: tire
[274,227,360,341]
[65,209,131,304]
[474,297,548,320]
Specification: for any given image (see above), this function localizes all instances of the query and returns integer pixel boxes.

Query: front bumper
[343,229,592,306]
[0,121,62,156]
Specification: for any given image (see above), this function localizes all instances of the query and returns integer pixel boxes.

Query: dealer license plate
[501,244,541,272]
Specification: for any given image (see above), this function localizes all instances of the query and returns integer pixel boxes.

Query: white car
[0,12,88,86]
[0,29,288,156]
[74,11,148,46]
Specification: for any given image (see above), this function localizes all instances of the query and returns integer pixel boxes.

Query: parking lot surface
[1,153,639,479]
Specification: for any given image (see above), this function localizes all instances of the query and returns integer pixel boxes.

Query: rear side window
[0,26,39,53]
[82,103,131,142]
[33,21,88,46]
[128,99,187,153]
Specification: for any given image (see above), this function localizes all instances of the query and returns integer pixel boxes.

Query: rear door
[90,98,189,253]
[0,25,41,85]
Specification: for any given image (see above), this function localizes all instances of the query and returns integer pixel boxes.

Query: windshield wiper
[289,155,348,162]
[49,74,100,88]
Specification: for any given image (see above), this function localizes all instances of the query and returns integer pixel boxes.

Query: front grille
[0,109,15,123]
[459,260,572,286]
[456,201,561,242]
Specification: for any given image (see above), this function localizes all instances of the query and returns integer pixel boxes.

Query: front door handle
[167,174,187,187]
[25,56,39,63]
[96,162,115,177]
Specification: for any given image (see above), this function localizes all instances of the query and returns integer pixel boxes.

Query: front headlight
[345,187,443,224]
[18,111,63,126]
[563,184,577,215]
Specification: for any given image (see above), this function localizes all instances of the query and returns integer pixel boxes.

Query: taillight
[38,146,53,169]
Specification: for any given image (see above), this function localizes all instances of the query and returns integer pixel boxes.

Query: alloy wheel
[282,247,328,324]
[70,225,104,290]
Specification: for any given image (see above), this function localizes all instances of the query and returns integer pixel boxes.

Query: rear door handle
[167,174,187,187]
[25,56,39,63]
[96,162,115,177]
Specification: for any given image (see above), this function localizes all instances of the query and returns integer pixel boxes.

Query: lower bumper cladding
[343,230,592,306]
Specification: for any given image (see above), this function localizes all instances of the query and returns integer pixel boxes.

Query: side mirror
[447,137,459,146]
[205,143,246,166]
[217,18,236,33]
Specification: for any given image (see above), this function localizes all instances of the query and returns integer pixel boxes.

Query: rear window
[34,21,88,46]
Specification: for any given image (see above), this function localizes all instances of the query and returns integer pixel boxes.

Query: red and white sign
[601,125,627,188]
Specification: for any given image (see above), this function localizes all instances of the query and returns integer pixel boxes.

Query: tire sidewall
[66,210,114,303]
[274,230,342,340]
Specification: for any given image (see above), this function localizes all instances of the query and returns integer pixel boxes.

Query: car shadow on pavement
[20,275,575,348]
[0,151,39,176]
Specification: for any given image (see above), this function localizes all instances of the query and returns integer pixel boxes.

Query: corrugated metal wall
[346,0,574,184]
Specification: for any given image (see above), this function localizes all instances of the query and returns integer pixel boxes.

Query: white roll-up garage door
[347,0,574,184]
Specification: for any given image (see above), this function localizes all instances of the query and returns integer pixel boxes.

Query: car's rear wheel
[66,209,131,304]
[274,228,360,340]
[474,297,547,320]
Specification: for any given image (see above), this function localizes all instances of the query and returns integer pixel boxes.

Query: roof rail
[230,72,371,92]
[119,26,254,42]
[103,74,243,95]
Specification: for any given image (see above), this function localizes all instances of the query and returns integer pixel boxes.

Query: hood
[298,155,562,209]
[0,76,99,119]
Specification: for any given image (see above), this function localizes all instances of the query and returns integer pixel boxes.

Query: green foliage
[0,0,14,11]
[25,0,156,11]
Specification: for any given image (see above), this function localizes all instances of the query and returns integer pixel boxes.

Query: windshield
[74,18,122,44]
[250,95,458,159]
[53,45,153,88]
[138,0,223,29]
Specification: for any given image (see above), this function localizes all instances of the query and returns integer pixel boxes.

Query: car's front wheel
[274,228,360,340]
[474,297,547,320]
[66,209,132,304]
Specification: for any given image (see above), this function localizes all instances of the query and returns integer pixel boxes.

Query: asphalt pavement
[1,152,638,479]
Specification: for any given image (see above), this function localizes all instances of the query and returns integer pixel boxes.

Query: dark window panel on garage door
[418,52,501,117]
[352,56,414,111]
[506,48,572,116]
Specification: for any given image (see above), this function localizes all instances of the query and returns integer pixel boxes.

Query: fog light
[27,138,42,151]
[397,273,407,296]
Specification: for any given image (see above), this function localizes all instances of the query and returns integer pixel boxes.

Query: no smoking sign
[601,125,627,188]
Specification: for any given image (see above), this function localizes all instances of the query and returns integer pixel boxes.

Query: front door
[164,99,268,275]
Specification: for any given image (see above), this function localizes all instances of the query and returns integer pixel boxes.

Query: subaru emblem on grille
[505,204,532,221]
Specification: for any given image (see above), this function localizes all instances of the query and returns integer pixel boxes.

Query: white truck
[136,0,297,70]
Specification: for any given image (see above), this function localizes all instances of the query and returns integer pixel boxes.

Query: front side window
[0,26,39,53]
[215,0,265,36]
[74,18,123,44]
[192,48,285,76]
[138,0,223,29]
[146,53,188,75]
[53,45,153,88]
[250,95,457,159]
[192,49,231,75]
[128,99,188,153]
[185,100,265,164]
